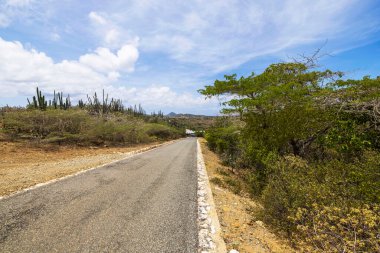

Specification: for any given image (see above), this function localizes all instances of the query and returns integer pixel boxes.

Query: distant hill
[165,112,217,131]
[166,112,178,117]
[166,112,211,118]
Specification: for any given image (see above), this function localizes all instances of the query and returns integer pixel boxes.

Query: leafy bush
[200,61,380,251]
[145,123,183,140]
[205,117,241,166]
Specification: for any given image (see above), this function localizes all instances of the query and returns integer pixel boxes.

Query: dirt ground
[200,139,294,253]
[0,141,163,196]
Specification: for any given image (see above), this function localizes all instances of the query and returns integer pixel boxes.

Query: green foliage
[200,61,380,251]
[195,131,205,137]
[2,109,181,145]
[144,123,183,140]
[205,117,240,165]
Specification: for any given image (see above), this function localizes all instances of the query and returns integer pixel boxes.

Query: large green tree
[199,62,379,158]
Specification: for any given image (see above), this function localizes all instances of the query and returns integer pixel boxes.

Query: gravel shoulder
[0,141,165,196]
[199,139,294,253]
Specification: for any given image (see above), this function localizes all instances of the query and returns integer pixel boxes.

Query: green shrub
[200,61,380,250]
[145,124,182,140]
[205,118,241,166]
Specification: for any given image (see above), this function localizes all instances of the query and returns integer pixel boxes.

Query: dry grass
[200,138,294,253]
[0,141,163,196]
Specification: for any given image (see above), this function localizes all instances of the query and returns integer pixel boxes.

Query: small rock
[255,220,264,227]
[199,214,208,220]
[200,223,208,229]
[229,250,239,253]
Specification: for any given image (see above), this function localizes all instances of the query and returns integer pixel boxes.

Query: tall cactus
[86,90,125,115]
[27,87,71,110]
[27,87,47,110]
[78,99,85,109]
[52,90,58,109]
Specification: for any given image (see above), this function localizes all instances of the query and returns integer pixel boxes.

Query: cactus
[125,104,146,117]
[27,87,47,110]
[50,90,71,110]
[27,87,71,110]
[52,90,57,109]
[78,99,85,109]
[86,90,125,115]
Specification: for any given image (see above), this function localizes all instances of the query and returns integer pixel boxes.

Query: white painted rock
[255,220,264,227]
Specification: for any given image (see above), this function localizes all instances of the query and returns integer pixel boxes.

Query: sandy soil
[200,139,294,253]
[0,141,163,196]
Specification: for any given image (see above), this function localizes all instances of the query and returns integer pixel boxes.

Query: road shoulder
[197,139,227,253]
[199,138,294,253]
[0,140,175,198]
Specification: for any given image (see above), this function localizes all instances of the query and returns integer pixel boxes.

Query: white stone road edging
[0,139,178,201]
[197,139,227,253]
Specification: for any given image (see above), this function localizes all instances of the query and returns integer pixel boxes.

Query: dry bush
[1,109,182,146]
[291,204,380,252]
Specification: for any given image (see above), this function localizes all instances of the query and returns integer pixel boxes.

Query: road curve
[0,138,198,253]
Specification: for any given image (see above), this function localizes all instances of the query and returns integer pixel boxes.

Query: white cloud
[100,85,218,113]
[88,11,130,48]
[102,0,379,72]
[88,11,107,25]
[0,37,138,96]
[79,44,139,74]
[105,29,120,45]
[0,0,31,27]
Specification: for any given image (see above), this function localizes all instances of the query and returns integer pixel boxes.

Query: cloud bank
[0,37,138,94]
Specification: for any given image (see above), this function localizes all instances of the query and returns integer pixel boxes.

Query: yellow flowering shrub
[291,204,380,252]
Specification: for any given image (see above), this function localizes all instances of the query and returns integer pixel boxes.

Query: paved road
[0,138,198,253]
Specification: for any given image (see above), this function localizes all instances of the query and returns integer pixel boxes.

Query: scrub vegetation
[0,88,183,146]
[199,57,380,252]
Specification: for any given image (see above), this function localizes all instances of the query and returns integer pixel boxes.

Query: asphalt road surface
[0,138,198,253]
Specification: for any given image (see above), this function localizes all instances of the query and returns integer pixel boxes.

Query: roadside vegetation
[199,57,380,252]
[200,138,294,252]
[0,88,183,146]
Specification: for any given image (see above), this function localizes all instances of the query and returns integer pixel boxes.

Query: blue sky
[0,0,379,115]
